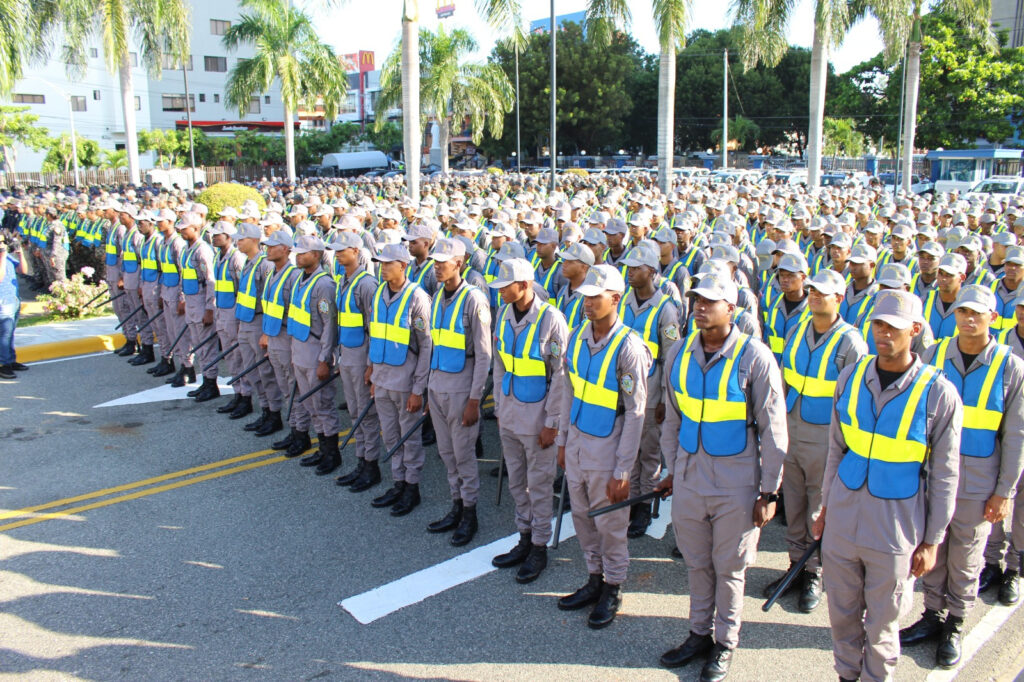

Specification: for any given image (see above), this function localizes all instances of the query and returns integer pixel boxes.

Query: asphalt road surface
[2,351,1023,681]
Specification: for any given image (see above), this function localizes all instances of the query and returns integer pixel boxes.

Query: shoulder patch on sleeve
[621,373,635,396]
[665,325,679,341]
[413,316,427,331]
[550,341,562,358]
[317,299,329,314]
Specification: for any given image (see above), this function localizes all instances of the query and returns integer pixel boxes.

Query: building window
[198,93,206,103]
[130,52,138,67]
[12,93,45,104]
[214,94,220,103]
[210,19,230,35]
[134,96,141,111]
[89,47,98,58]
[264,95,270,104]
[92,90,101,100]
[70,96,86,112]
[163,54,193,70]
[247,97,261,114]
[161,93,196,112]
[204,56,227,72]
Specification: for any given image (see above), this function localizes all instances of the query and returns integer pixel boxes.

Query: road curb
[18,333,127,363]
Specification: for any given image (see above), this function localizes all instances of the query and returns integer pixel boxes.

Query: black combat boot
[349,460,381,493]
[390,483,420,516]
[314,434,341,475]
[558,574,604,611]
[427,499,463,533]
[336,458,365,486]
[245,408,271,432]
[217,394,242,414]
[900,608,944,646]
[587,583,621,629]
[450,504,477,546]
[229,395,253,420]
[493,532,531,568]
[371,481,405,508]
[515,545,548,584]
[193,376,221,402]
[285,430,312,458]
[257,411,285,437]
[627,502,652,538]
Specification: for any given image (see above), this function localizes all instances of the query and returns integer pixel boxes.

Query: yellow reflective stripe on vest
[934,339,1007,432]
[497,302,549,376]
[642,296,669,360]
[430,285,471,350]
[337,270,369,328]
[369,283,416,345]
[288,272,328,327]
[569,323,630,410]
[782,318,848,398]
[674,331,750,423]
[262,265,296,319]
[841,362,935,464]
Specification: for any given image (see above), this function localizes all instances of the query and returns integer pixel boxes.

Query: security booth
[928,148,1023,194]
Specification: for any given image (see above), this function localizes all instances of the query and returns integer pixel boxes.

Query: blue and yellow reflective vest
[782,317,855,425]
[213,248,239,309]
[286,271,328,342]
[566,321,632,438]
[369,282,417,366]
[495,301,551,404]
[261,265,296,337]
[234,254,265,323]
[336,270,370,348]
[429,285,475,373]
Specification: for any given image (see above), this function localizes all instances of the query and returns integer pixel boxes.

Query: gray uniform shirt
[289,268,338,369]
[822,357,962,553]
[492,295,569,436]
[659,325,788,495]
[783,316,869,444]
[620,290,681,409]
[556,319,653,478]
[182,240,216,322]
[428,280,492,400]
[921,338,1024,501]
[407,258,438,297]
[368,279,433,396]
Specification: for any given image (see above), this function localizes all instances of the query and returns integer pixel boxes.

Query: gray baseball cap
[328,232,363,251]
[581,227,608,246]
[711,244,741,265]
[830,233,853,250]
[402,223,435,242]
[877,263,912,289]
[621,244,660,269]
[576,264,627,296]
[604,217,628,235]
[1014,283,1024,307]
[1005,245,1024,265]
[891,223,915,240]
[429,237,466,262]
[807,269,847,296]
[954,284,998,313]
[558,242,595,266]
[777,253,809,274]
[293,235,326,254]
[863,220,884,234]
[495,241,527,262]
[534,227,559,245]
[772,238,802,257]
[870,289,922,330]
[917,241,945,258]
[993,232,1018,247]
[956,235,983,253]
[651,227,675,244]
[373,243,412,263]
[261,230,294,249]
[209,220,237,237]
[235,223,263,241]
[938,253,968,275]
[489,258,534,289]
[687,272,738,305]
[848,243,877,264]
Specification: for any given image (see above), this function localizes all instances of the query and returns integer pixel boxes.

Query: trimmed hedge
[195,183,266,218]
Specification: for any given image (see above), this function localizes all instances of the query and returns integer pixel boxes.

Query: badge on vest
[622,373,635,395]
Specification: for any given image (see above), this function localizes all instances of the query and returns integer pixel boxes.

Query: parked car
[874,172,933,195]
[966,175,1024,199]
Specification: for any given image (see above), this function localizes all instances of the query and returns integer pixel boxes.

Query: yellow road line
[0,455,289,532]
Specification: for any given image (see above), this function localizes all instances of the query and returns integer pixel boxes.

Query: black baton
[165,322,189,355]
[114,301,146,329]
[91,290,127,308]
[339,398,374,451]
[202,341,239,372]
[587,490,663,518]
[187,330,219,356]
[380,412,428,463]
[135,308,165,336]
[762,539,822,612]
[228,355,269,385]
[296,370,340,403]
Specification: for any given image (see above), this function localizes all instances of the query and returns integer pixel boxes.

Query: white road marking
[340,514,577,624]
[646,496,673,539]
[925,598,1023,682]
[93,379,235,408]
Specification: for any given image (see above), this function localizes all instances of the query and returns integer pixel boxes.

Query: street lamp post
[39,79,80,188]
[182,62,198,188]
[549,0,556,192]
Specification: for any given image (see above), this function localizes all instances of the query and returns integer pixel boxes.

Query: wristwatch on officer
[760,491,779,503]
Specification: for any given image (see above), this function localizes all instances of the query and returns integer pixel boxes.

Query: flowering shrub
[38,272,108,320]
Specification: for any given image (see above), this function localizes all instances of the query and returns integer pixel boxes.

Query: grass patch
[17,307,114,328]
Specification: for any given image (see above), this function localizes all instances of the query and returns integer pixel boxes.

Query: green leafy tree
[0,104,49,172]
[377,25,514,174]
[361,121,402,154]
[222,0,347,181]
[137,129,191,167]
[55,0,190,184]
[192,130,239,166]
[711,115,761,151]
[822,117,864,158]
[41,133,100,172]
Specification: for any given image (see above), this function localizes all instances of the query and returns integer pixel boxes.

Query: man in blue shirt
[0,238,28,379]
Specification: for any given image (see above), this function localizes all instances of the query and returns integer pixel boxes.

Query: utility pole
[722,49,728,170]
[515,48,521,172]
[549,0,556,192]
[182,62,197,187]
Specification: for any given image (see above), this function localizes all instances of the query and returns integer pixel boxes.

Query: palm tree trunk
[119,55,141,185]
[901,38,921,194]
[806,23,829,190]
[401,0,421,200]
[656,44,676,195]
[284,106,296,182]
[439,117,450,175]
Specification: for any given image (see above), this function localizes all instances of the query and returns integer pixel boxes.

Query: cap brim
[938,266,965,275]
[870,313,913,329]
[687,287,737,304]
[954,301,993,313]
[877,279,907,289]
[488,278,518,289]
[575,284,606,297]
[428,253,456,262]
[807,281,843,296]
[847,256,872,264]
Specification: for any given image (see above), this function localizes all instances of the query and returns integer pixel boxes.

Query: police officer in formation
[13,173,1024,681]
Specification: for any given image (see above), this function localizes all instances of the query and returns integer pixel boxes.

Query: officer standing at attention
[814,289,962,682]
[178,212,220,402]
[556,264,652,630]
[900,284,1024,668]
[155,209,190,383]
[117,205,148,356]
[619,242,680,538]
[655,272,787,681]
[43,205,68,285]
[764,253,811,363]
[132,211,162,368]
[331,232,384,493]
[288,235,342,476]
[259,231,309,457]
[489,257,569,583]
[423,238,492,546]
[767,269,867,613]
[554,242,592,331]
[234,222,277,428]
[209,221,248,416]
[367,243,433,517]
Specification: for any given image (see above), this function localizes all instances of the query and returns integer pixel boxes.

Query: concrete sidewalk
[15,315,125,363]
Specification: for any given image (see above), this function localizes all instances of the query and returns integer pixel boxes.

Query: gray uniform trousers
[782,437,827,574]
[984,474,1024,571]
[630,405,663,497]
[105,267,131,327]
[213,310,243,389]
[375,387,426,484]
[823,534,914,682]
[567,465,629,585]
[428,388,480,505]
[122,286,148,341]
[188,321,218,379]
[294,364,340,435]
[500,425,557,545]
[339,362,381,462]
[236,322,263,402]
[923,498,990,617]
[268,344,307,429]
[672,488,760,649]
[160,296,189,366]
[140,283,166,349]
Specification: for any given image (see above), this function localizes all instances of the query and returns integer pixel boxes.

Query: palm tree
[376,26,514,175]
[0,0,60,97]
[872,0,993,193]
[222,0,347,183]
[732,0,853,190]
[101,148,128,170]
[585,0,692,194]
[712,115,761,151]
[54,0,190,185]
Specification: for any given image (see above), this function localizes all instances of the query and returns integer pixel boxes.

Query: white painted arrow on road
[93,379,235,408]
